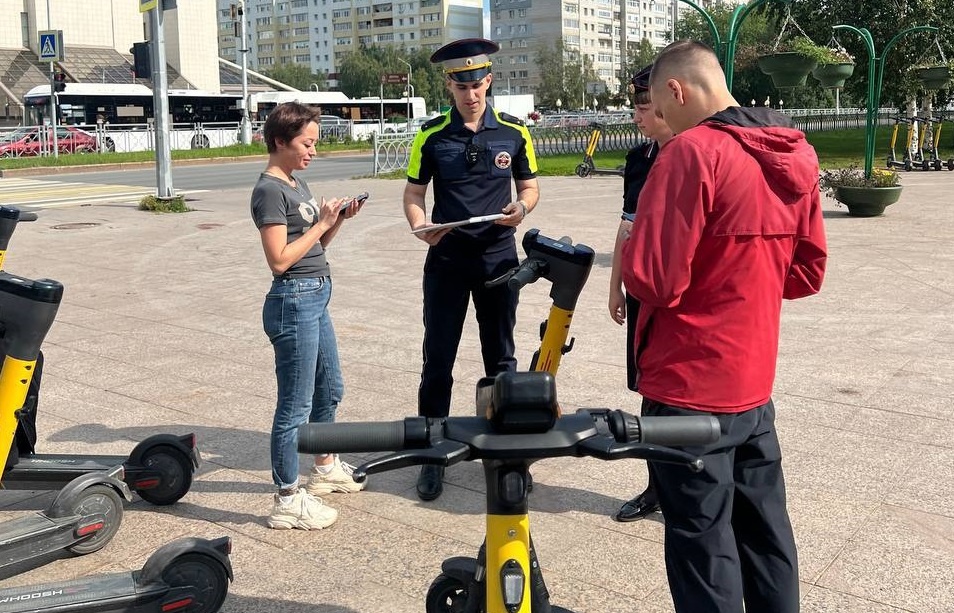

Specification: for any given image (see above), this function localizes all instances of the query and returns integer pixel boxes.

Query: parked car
[0,126,99,157]
[318,115,350,139]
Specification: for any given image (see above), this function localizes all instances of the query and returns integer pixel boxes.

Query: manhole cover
[51,222,101,230]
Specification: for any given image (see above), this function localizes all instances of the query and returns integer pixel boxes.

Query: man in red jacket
[621,40,827,613]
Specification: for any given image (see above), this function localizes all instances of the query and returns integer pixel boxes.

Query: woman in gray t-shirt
[250,102,366,531]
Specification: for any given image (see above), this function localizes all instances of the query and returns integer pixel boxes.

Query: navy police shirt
[407,105,537,242]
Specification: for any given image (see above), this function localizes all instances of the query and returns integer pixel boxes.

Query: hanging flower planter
[812,62,855,89]
[915,65,951,90]
[757,52,818,88]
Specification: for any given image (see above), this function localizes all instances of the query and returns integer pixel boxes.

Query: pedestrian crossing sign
[38,30,63,62]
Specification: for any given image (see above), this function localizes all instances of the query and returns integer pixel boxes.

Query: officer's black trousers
[418,250,517,418]
[644,397,799,613]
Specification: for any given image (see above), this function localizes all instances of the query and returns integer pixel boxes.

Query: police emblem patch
[494,151,512,169]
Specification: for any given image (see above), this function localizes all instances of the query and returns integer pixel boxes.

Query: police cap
[628,63,652,94]
[430,38,500,83]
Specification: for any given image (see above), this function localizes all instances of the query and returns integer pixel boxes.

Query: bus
[24,83,243,126]
[250,90,428,139]
[23,83,245,152]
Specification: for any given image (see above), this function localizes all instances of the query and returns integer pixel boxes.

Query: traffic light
[130,42,152,79]
[53,71,67,93]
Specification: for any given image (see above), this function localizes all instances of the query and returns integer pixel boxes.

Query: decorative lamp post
[834,24,937,178]
[678,0,781,90]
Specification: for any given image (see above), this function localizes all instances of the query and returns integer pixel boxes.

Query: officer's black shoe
[416,465,444,501]
[613,490,660,522]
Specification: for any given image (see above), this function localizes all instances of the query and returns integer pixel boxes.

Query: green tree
[534,40,603,110]
[337,45,446,115]
[783,0,954,110]
[262,64,326,91]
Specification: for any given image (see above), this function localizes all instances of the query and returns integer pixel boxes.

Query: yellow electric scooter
[886,116,915,172]
[299,371,719,613]
[574,123,625,178]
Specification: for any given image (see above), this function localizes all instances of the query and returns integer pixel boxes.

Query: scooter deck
[3,455,130,489]
[0,512,90,569]
[0,571,164,612]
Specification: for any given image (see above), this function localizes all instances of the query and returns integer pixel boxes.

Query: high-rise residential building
[491,0,678,99]
[217,0,483,86]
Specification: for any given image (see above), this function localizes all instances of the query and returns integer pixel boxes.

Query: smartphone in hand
[339,191,369,213]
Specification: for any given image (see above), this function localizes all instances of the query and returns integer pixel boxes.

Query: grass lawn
[3,126,953,175]
[537,124,954,176]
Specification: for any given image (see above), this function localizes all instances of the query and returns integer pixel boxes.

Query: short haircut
[263,102,318,153]
[649,40,722,88]
[633,89,652,105]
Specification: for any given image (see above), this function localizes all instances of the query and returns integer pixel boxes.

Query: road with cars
[0,154,376,209]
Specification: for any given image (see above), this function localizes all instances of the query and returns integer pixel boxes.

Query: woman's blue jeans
[263,276,343,490]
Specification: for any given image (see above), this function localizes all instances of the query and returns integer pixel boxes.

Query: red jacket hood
[703,108,818,204]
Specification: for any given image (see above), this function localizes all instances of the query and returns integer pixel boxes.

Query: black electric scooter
[487,229,595,378]
[299,371,719,613]
[0,206,198,506]
[0,536,233,613]
[0,241,131,570]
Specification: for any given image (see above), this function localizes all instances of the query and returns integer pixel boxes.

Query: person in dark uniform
[608,64,674,522]
[403,38,540,501]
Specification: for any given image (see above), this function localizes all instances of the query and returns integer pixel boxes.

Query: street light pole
[238,0,251,145]
[677,0,777,91]
[45,0,58,158]
[834,24,937,178]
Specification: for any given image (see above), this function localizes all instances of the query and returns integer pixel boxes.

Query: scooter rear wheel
[161,552,231,613]
[136,445,195,506]
[425,573,472,613]
[66,484,124,555]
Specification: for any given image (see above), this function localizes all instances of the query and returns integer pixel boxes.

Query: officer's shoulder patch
[497,112,525,127]
[422,115,447,131]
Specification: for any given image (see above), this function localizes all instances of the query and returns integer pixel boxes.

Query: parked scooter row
[886,114,954,171]
[0,206,232,613]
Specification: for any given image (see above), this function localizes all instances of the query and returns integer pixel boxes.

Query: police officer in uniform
[403,38,540,501]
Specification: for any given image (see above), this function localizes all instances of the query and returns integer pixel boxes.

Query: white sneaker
[305,455,367,495]
[267,490,338,530]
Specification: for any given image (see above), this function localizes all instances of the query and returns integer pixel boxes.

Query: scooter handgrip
[298,421,409,453]
[636,416,721,446]
[508,266,539,290]
[19,212,38,222]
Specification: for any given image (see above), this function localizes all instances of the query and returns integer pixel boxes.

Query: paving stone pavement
[0,170,952,612]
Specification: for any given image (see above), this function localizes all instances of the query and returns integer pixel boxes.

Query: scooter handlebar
[18,211,38,222]
[607,412,720,447]
[298,418,429,454]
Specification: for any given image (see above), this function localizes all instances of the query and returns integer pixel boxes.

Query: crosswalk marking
[0,178,204,209]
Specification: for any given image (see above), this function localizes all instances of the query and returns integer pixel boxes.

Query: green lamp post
[678,0,782,91]
[833,24,937,178]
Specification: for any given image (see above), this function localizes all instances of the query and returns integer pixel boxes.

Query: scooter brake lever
[578,438,706,472]
[353,440,471,481]
[485,267,517,288]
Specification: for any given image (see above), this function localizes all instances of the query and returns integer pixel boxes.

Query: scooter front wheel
[426,573,473,613]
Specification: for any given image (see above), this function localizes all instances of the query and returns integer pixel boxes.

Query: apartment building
[490,0,677,97]
[217,0,482,84]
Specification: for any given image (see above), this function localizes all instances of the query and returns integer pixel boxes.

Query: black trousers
[644,397,799,613]
[418,242,518,418]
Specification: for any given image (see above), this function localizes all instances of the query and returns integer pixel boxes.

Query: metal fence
[371,110,916,175]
